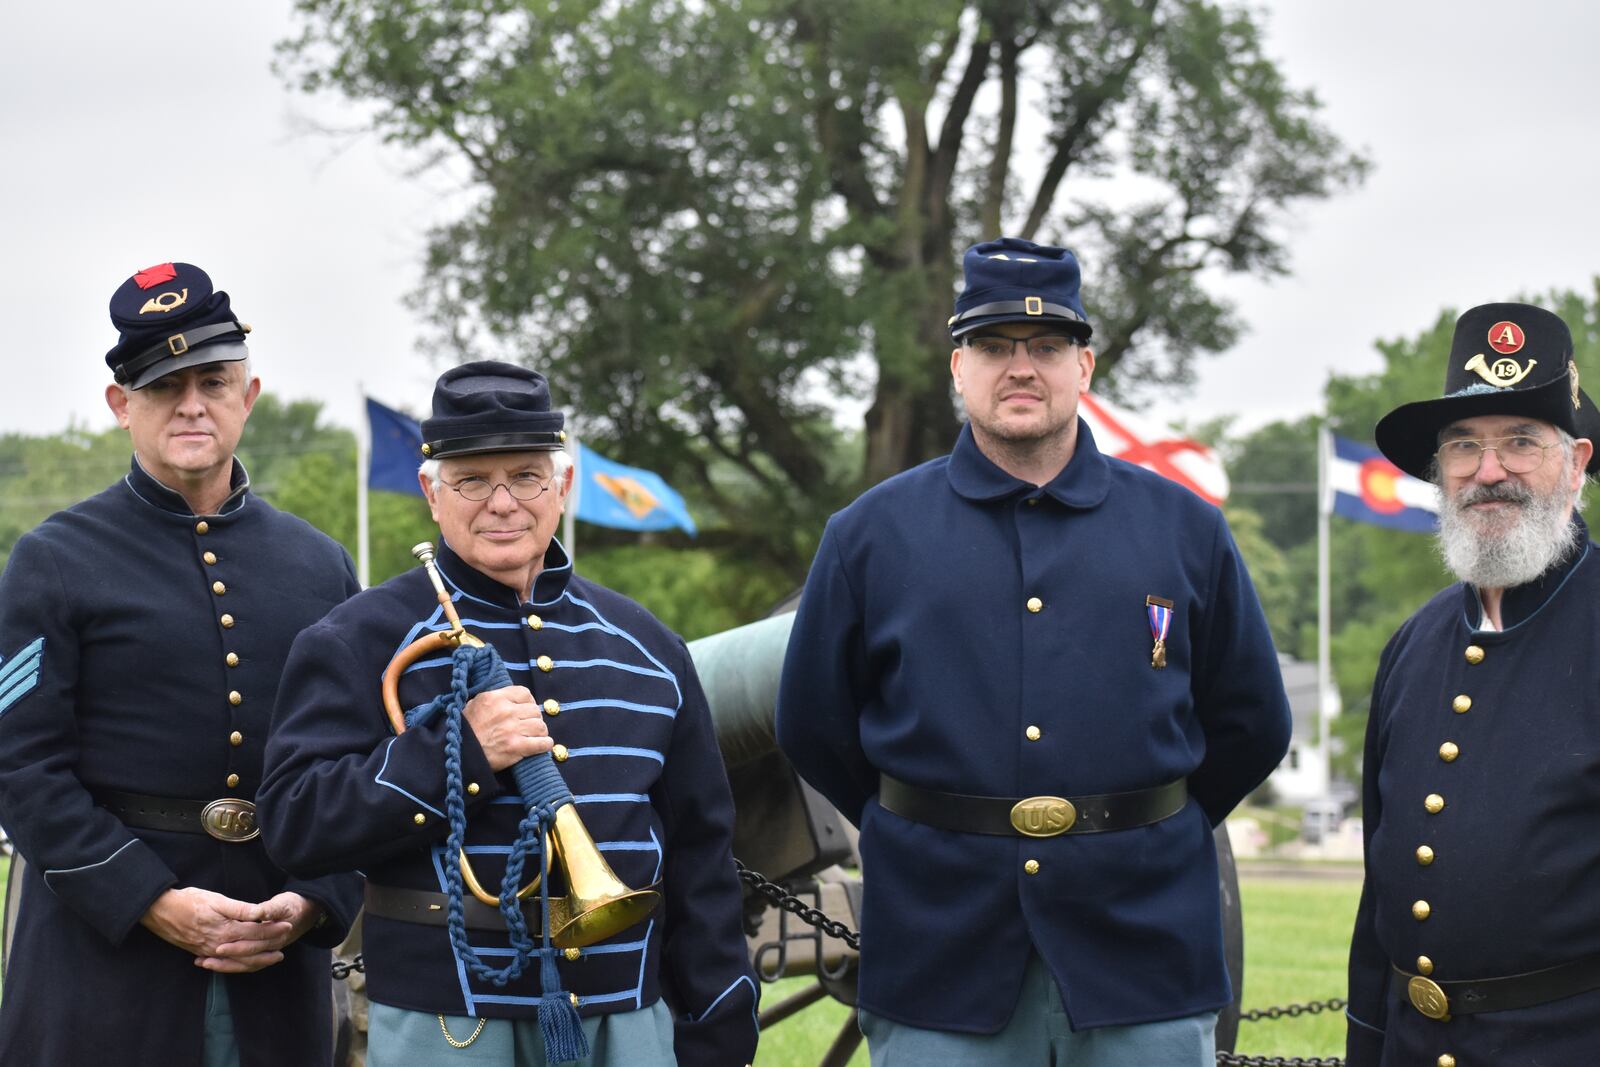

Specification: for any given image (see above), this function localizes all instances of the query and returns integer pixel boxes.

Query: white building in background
[1267,653,1341,804]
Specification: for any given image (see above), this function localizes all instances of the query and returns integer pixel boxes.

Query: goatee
[1435,479,1580,590]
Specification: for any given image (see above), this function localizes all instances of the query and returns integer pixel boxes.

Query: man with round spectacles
[1347,303,1600,1065]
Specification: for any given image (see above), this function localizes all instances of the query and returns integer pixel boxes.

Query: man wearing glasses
[776,237,1291,1064]
[1347,303,1600,1066]
[259,362,756,1066]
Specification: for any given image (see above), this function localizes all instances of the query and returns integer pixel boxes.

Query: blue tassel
[538,948,589,1063]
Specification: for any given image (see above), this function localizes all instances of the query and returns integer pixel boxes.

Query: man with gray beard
[1345,303,1600,1067]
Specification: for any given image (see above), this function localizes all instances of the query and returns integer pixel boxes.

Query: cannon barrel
[687,612,795,770]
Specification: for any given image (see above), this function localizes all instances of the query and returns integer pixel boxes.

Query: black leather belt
[877,774,1188,837]
[95,789,259,843]
[1395,954,1600,1018]
[365,883,539,932]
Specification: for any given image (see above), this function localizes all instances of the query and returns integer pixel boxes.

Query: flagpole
[357,388,370,589]
[565,436,579,562]
[1317,423,1334,791]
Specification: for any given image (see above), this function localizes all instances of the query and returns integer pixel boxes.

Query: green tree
[280,0,1367,572]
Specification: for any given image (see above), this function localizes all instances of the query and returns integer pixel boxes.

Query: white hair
[419,448,572,491]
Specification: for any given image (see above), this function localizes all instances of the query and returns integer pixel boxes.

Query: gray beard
[1435,480,1579,590]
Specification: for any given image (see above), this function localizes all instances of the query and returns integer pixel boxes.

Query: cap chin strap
[113,321,248,385]
[948,299,1089,334]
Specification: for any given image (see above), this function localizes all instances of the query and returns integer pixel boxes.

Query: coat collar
[1460,515,1592,632]
[124,454,250,517]
[435,536,575,608]
[946,418,1111,509]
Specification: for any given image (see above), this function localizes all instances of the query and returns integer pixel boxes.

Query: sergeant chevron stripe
[0,636,44,716]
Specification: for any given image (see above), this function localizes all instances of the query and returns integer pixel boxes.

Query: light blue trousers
[859,953,1217,1066]
[202,974,242,1067]
[368,998,676,1067]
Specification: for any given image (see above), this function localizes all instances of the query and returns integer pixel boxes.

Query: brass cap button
[1417,955,1434,975]
[1024,859,1040,875]
[1026,597,1043,613]
[1464,645,1484,664]
[1416,845,1434,865]
[413,813,426,825]
[1026,498,1039,506]
[1025,725,1041,741]
[225,652,239,667]
[467,782,480,796]
[220,614,235,628]
[1438,1055,1455,1067]
[229,731,243,747]
[544,699,560,716]
[212,581,227,595]
[229,691,243,706]
[1451,694,1471,713]
[537,654,554,672]
[1413,899,1431,921]
[195,521,209,534]
[564,947,581,961]
[552,744,569,762]
[527,614,543,630]
[1439,741,1460,762]
[226,773,240,789]
[203,551,217,565]
[1424,793,1444,814]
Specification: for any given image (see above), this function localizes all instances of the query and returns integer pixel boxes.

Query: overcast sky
[6,2,1599,443]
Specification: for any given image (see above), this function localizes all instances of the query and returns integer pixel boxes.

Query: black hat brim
[1375,373,1600,479]
[422,432,566,460]
[127,340,250,390]
[950,312,1093,341]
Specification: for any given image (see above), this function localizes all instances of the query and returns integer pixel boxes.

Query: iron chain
[735,860,861,951]
[1239,997,1346,1023]
[331,954,365,981]
[1218,997,1347,1066]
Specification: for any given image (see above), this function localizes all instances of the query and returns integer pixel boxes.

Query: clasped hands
[141,888,323,973]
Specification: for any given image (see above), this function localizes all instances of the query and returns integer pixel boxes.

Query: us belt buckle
[1009,796,1077,837]
[200,798,259,842]
[1407,975,1450,1020]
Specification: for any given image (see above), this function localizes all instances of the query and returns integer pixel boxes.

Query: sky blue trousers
[367,998,676,1067]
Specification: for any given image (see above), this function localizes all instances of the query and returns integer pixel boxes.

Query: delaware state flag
[1327,434,1438,533]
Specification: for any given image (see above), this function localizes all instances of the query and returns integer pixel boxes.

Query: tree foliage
[279,0,1366,570]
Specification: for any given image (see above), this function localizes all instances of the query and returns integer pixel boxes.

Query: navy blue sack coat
[0,457,363,1067]
[776,422,1291,1033]
[1346,522,1600,1065]
[259,540,758,1066]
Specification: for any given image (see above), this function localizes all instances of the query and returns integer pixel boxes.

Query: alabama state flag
[1326,434,1438,533]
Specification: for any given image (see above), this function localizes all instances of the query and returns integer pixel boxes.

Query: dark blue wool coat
[259,540,758,1066]
[776,422,1291,1033]
[1347,521,1600,1066]
[0,457,363,1067]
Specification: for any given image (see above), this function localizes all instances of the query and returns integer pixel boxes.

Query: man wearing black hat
[775,237,1291,1063]
[258,361,757,1066]
[0,262,364,1065]
[1346,303,1600,1066]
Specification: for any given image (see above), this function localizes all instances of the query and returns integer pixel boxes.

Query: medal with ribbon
[1145,595,1173,669]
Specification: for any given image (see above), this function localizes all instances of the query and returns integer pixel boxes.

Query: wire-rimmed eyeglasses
[439,475,556,502]
[1434,435,1561,477]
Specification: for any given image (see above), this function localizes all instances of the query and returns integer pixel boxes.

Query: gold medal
[1151,639,1167,669]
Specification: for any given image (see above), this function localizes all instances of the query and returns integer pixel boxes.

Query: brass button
[467,783,480,796]
[212,581,226,595]
[1424,793,1444,814]
[195,521,209,534]
[225,652,239,667]
[1416,845,1434,866]
[1439,741,1459,762]
[413,813,426,825]
[1413,899,1431,921]
[1027,498,1039,507]
[537,655,554,673]
[203,551,217,565]
[229,691,243,706]
[527,614,543,630]
[1025,725,1041,741]
[1024,859,1040,875]
[1026,597,1043,613]
[1464,645,1484,664]
[220,613,235,628]
[1452,694,1471,713]
[229,731,243,747]
[226,773,240,789]
[1438,1055,1456,1067]
[564,947,581,961]
[1417,955,1434,975]
[569,993,580,1008]
[552,744,569,762]
[544,699,560,716]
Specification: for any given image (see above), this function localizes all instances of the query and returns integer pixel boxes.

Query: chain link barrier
[735,859,861,951]
[331,954,364,981]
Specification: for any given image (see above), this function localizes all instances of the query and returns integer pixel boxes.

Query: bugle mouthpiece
[411,542,437,564]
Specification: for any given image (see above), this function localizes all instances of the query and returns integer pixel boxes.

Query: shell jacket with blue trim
[259,540,758,1066]
[0,456,364,1067]
[776,422,1292,1033]
[1346,520,1600,1065]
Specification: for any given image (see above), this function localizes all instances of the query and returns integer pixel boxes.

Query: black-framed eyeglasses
[964,334,1080,366]
[1434,435,1561,477]
[440,475,555,502]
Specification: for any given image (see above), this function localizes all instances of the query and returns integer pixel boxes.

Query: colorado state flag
[1327,434,1438,533]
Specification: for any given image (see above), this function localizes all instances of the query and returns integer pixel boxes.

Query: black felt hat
[1375,302,1600,479]
[104,262,250,389]
[947,236,1092,341]
[420,361,566,459]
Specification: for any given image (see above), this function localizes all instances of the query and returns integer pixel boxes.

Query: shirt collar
[435,537,575,609]
[945,418,1111,509]
[1462,514,1592,631]
[125,454,250,517]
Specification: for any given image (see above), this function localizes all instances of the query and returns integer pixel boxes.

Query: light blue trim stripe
[432,847,477,1011]
[374,738,445,817]
[560,697,676,718]
[634,917,655,1007]
[45,839,138,878]
[0,637,44,687]
[555,658,674,682]
[573,793,649,804]
[562,592,682,707]
[694,974,760,1024]
[598,840,659,852]
[0,671,40,718]
[563,746,665,765]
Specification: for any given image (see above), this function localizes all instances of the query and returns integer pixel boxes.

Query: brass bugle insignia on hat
[1571,362,1581,410]
[1463,352,1536,387]
[139,288,189,315]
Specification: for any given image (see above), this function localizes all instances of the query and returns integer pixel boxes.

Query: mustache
[1452,481,1534,508]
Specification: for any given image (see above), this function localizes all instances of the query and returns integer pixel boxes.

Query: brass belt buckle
[201,798,259,842]
[1407,975,1450,1020]
[1009,796,1077,837]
